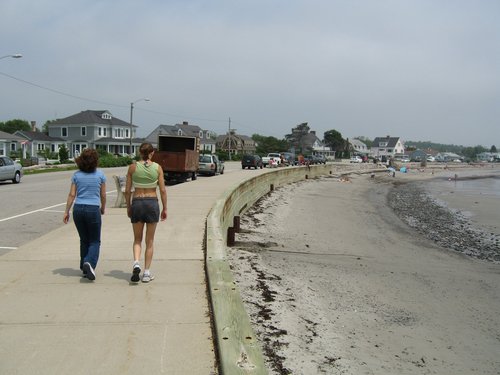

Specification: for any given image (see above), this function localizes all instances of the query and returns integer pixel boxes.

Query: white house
[371,136,405,159]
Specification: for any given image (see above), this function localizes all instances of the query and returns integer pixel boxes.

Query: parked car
[0,156,23,184]
[281,152,294,166]
[401,157,410,163]
[426,156,435,162]
[312,154,327,164]
[350,155,362,163]
[242,154,263,169]
[262,153,282,167]
[197,154,224,176]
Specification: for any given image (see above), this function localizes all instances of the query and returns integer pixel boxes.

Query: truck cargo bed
[153,150,198,172]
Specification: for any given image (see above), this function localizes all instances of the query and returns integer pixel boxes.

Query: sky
[1,0,499,148]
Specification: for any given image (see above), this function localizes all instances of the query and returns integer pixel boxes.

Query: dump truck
[152,134,199,182]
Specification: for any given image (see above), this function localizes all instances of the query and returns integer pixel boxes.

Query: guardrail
[205,163,383,374]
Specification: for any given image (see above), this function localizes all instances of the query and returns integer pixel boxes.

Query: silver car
[0,156,23,183]
[198,154,224,176]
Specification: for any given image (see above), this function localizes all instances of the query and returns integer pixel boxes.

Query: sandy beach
[228,165,500,374]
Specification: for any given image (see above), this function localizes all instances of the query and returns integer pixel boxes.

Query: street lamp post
[129,98,150,155]
[0,54,22,60]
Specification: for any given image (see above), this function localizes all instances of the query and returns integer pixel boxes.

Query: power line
[0,71,229,125]
[0,71,120,107]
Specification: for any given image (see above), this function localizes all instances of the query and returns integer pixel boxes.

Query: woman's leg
[132,222,145,262]
[144,222,158,270]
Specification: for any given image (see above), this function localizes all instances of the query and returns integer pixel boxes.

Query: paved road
[0,161,247,252]
[0,166,128,251]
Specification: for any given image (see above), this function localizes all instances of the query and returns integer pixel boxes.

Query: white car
[350,156,362,163]
[198,154,224,176]
[426,156,435,162]
[262,153,282,167]
[0,156,23,184]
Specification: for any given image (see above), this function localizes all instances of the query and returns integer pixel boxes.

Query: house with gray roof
[0,130,25,158]
[47,110,139,157]
[371,136,405,159]
[13,128,64,159]
[297,130,334,159]
[349,138,369,155]
[435,152,463,162]
[216,130,256,156]
[145,121,217,153]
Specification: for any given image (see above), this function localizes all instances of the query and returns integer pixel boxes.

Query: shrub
[98,155,133,168]
[58,145,69,163]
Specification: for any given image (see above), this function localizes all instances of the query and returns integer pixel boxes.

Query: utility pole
[228,117,231,160]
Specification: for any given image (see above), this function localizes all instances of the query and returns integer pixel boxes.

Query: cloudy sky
[1,0,499,147]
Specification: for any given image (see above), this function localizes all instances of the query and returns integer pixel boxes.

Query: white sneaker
[142,273,155,283]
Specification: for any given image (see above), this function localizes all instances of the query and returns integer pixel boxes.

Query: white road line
[0,190,118,223]
[0,247,17,250]
[0,202,66,222]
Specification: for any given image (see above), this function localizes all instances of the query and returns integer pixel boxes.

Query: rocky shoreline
[387,180,500,263]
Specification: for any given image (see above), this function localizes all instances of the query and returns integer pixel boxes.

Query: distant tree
[252,134,289,155]
[405,140,469,154]
[462,145,487,160]
[0,119,31,134]
[42,120,57,134]
[323,129,345,156]
[490,145,497,153]
[285,122,310,153]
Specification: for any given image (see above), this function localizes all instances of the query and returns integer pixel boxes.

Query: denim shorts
[130,197,160,223]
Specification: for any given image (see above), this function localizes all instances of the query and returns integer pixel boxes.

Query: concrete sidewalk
[0,171,250,375]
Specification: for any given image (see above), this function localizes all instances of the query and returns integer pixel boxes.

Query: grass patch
[23,165,78,175]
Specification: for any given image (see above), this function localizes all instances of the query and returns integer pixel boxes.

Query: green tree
[252,134,289,155]
[323,129,345,157]
[462,145,487,161]
[323,129,344,149]
[490,145,497,153]
[0,119,31,134]
[58,144,69,163]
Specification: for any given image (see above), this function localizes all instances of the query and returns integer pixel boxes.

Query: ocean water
[433,174,500,196]
[425,171,500,235]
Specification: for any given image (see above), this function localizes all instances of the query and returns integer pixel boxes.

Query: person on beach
[125,143,167,283]
[63,148,106,281]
